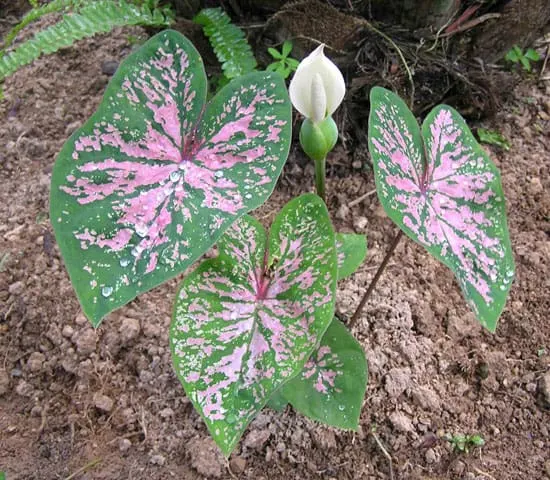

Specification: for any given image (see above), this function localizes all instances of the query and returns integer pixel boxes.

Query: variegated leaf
[281,317,367,430]
[50,30,291,326]
[336,233,367,280]
[369,87,514,331]
[170,194,337,455]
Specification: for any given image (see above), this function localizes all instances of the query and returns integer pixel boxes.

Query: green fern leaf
[194,7,257,79]
[0,0,173,83]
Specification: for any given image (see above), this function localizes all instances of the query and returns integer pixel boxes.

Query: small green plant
[504,45,541,72]
[477,128,511,151]
[267,40,299,79]
[194,7,256,82]
[49,30,514,457]
[445,433,486,453]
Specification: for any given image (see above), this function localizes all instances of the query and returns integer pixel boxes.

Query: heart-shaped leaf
[280,317,367,430]
[50,30,291,326]
[369,87,514,331]
[170,194,337,455]
[336,233,367,280]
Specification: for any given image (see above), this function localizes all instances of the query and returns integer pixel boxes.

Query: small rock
[188,437,224,478]
[0,369,10,396]
[539,372,550,408]
[8,281,24,295]
[544,459,550,478]
[30,405,42,417]
[425,448,437,464]
[159,408,174,419]
[120,317,140,343]
[384,368,411,398]
[75,312,88,326]
[74,329,97,356]
[93,392,114,412]
[15,380,34,397]
[143,322,161,338]
[353,216,368,232]
[230,456,247,474]
[389,411,414,433]
[150,454,166,466]
[526,382,537,393]
[412,386,440,411]
[244,428,270,450]
[528,177,543,195]
[119,438,131,453]
[446,313,480,340]
[101,60,119,76]
[62,325,74,338]
[335,203,349,220]
[352,160,362,169]
[27,352,46,373]
[452,460,465,475]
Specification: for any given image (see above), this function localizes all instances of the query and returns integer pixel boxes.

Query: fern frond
[1,0,82,54]
[194,7,257,79]
[0,0,174,83]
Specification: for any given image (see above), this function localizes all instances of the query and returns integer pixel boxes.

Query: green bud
[299,116,338,162]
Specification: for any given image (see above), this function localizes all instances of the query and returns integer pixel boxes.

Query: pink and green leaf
[170,194,337,455]
[50,30,291,326]
[369,87,514,331]
[280,317,367,430]
[336,233,367,280]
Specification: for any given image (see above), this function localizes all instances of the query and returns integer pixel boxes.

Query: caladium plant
[368,87,514,331]
[50,30,291,326]
[170,194,338,455]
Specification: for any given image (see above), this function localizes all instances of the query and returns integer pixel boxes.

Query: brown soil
[1,20,549,480]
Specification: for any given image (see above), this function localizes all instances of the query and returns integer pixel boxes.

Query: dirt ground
[0,22,549,480]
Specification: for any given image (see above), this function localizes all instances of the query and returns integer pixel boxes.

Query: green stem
[314,156,326,202]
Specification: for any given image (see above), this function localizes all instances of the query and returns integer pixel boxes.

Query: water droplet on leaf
[101,286,113,297]
[135,224,148,238]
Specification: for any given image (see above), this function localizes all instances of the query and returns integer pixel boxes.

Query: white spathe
[289,44,345,123]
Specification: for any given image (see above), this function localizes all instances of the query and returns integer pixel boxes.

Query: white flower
[289,44,345,123]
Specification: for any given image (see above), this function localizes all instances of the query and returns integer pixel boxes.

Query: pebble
[27,352,46,373]
[412,386,440,411]
[119,438,131,453]
[353,216,368,232]
[230,456,247,474]
[425,448,437,464]
[93,392,114,412]
[243,428,271,450]
[75,312,88,326]
[188,437,223,478]
[335,204,349,220]
[8,281,24,295]
[539,372,550,407]
[0,369,10,396]
[389,411,414,432]
[101,60,119,76]
[452,460,465,475]
[62,325,74,338]
[150,454,166,466]
[15,380,34,397]
[120,317,141,343]
[75,329,97,356]
[384,367,411,398]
